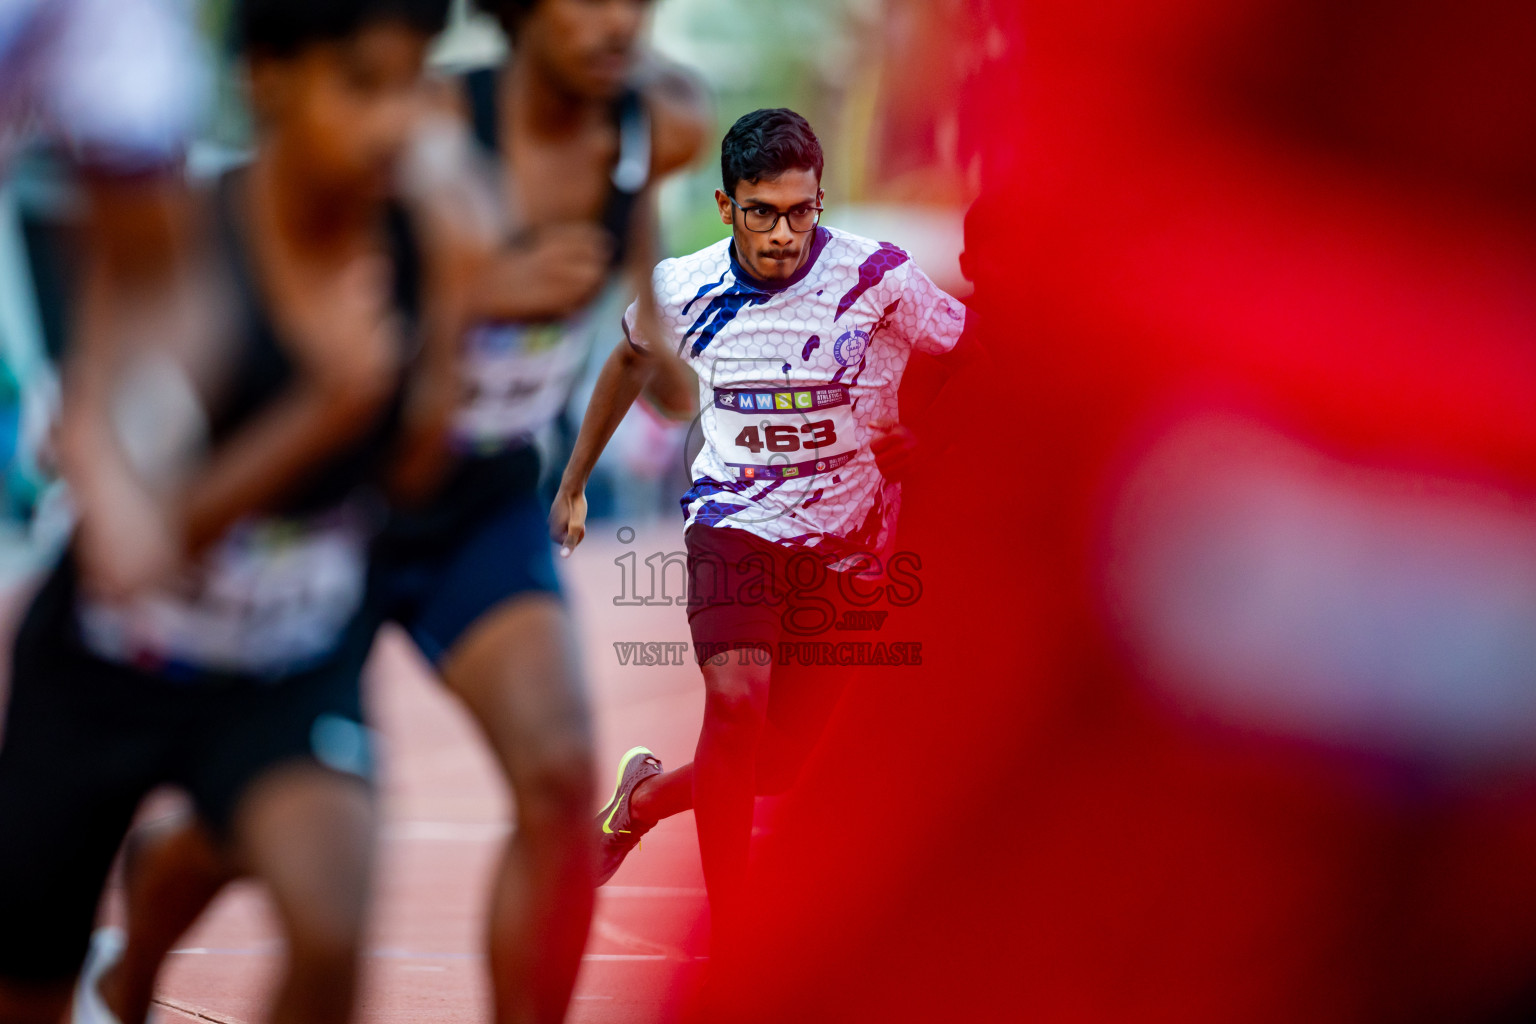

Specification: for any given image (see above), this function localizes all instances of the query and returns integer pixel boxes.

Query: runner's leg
[230,763,375,1024]
[630,656,847,821]
[441,594,595,1024]
[99,818,231,1024]
[690,650,773,940]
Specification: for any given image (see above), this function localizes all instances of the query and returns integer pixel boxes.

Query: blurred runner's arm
[627,192,695,421]
[60,174,201,598]
[470,222,612,323]
[408,86,613,324]
[631,60,709,421]
[50,0,211,594]
[385,192,481,504]
[175,251,401,554]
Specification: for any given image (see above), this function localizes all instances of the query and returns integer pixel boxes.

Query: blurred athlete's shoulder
[632,55,711,178]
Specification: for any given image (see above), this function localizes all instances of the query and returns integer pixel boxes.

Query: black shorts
[0,563,376,983]
[684,525,858,663]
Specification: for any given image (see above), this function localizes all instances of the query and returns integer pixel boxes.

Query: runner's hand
[869,418,918,481]
[549,486,588,557]
[478,224,613,322]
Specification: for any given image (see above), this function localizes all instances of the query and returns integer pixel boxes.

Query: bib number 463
[735,420,838,455]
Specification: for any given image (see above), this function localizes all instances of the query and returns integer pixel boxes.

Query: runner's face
[718,169,824,283]
[521,0,650,99]
[251,21,431,200]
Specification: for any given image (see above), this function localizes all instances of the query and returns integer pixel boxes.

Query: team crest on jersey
[833,329,869,366]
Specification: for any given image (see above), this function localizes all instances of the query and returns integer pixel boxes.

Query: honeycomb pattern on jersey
[628,229,965,559]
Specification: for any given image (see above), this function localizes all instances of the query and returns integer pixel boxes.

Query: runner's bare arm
[177,256,401,554]
[60,173,201,597]
[407,81,615,324]
[550,335,656,553]
[385,178,484,504]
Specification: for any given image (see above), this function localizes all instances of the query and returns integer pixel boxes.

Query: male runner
[359,3,705,1019]
[0,3,451,1024]
[92,3,707,1024]
[550,108,974,942]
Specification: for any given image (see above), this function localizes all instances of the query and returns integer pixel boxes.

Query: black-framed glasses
[728,194,823,233]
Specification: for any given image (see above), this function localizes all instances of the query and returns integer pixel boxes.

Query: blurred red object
[691,2,1536,1021]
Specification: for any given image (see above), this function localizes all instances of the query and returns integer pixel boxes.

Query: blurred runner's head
[239,0,451,199]
[716,108,825,283]
[476,0,651,99]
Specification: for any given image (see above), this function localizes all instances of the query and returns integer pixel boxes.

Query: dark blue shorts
[370,486,562,665]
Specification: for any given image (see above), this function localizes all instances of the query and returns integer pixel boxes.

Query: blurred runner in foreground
[0,2,451,1024]
[551,107,978,956]
[98,2,706,1023]
[366,1,705,1014]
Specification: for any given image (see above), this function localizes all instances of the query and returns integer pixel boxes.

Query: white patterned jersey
[624,226,966,559]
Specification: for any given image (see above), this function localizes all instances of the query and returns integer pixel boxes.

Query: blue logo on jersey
[755,394,775,410]
[833,330,869,367]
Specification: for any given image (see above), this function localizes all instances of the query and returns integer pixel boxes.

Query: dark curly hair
[472,0,539,35]
[239,0,452,57]
[720,108,824,197]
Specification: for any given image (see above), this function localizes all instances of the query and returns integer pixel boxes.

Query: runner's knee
[515,730,595,824]
[702,670,771,735]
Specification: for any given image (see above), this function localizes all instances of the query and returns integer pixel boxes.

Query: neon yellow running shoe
[596,745,662,885]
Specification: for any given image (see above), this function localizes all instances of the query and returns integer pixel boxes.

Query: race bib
[712,384,861,482]
[452,318,589,451]
[453,279,628,451]
[78,510,370,678]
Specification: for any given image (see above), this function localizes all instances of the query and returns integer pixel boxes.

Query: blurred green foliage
[649,0,877,257]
